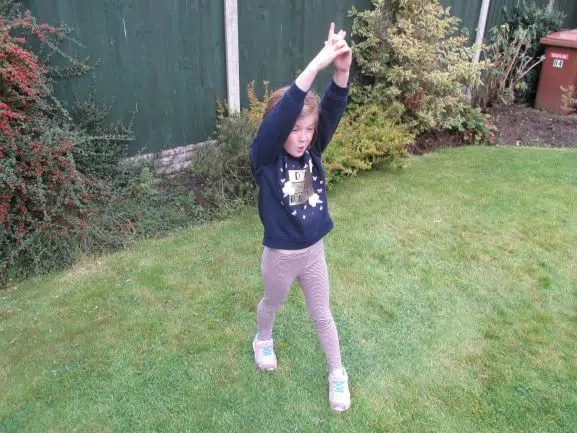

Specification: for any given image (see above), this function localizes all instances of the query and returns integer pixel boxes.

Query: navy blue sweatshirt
[250,81,349,249]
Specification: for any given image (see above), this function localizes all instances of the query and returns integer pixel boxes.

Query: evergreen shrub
[191,82,267,210]
[349,0,488,133]
[443,106,497,145]
[323,102,414,186]
[501,1,566,102]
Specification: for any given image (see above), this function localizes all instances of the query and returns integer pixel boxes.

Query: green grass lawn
[1,146,576,432]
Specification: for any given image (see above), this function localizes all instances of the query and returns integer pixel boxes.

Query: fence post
[224,0,240,113]
[473,0,492,63]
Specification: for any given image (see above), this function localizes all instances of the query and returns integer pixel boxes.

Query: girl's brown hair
[263,86,320,121]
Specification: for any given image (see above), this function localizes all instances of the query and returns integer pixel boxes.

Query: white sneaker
[329,367,351,412]
[252,333,277,371]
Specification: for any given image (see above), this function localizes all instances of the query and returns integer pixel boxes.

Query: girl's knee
[259,297,285,314]
[310,311,335,329]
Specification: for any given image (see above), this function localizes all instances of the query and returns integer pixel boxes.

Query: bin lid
[541,30,577,49]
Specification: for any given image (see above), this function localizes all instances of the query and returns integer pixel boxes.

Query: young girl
[249,22,352,412]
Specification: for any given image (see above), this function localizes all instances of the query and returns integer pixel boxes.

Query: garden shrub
[323,103,414,186]
[476,3,565,107]
[70,88,220,247]
[1,2,224,285]
[349,0,488,133]
[479,24,544,107]
[443,106,497,145]
[191,82,268,210]
[100,167,216,240]
[70,88,134,183]
[0,10,98,283]
[0,5,181,285]
[501,1,566,102]
[190,112,256,210]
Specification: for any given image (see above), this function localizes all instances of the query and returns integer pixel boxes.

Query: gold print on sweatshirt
[288,169,313,206]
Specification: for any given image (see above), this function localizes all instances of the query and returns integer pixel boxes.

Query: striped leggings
[256,240,342,371]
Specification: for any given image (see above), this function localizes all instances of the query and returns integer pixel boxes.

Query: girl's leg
[298,241,342,372]
[256,247,298,340]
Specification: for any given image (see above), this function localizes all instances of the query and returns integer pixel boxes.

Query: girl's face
[283,113,317,158]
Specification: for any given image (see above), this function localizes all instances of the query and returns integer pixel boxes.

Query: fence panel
[556,0,577,28]
[440,0,483,41]
[24,0,227,155]
[21,0,576,156]
[484,0,517,39]
[437,0,576,42]
[484,0,576,41]
[238,0,372,107]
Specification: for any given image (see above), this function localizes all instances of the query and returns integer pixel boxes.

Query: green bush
[478,24,545,107]
[70,87,221,253]
[323,103,414,186]
[190,113,257,210]
[0,8,97,284]
[443,106,497,146]
[71,88,134,184]
[477,2,565,107]
[1,3,207,285]
[99,167,215,240]
[502,1,566,102]
[191,83,266,210]
[349,0,488,133]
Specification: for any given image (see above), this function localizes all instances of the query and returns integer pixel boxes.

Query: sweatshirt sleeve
[250,83,307,168]
[311,81,349,155]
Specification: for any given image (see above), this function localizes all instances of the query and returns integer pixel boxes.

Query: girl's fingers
[326,43,349,62]
[334,39,347,50]
[328,22,335,42]
[323,22,348,55]
[328,28,347,47]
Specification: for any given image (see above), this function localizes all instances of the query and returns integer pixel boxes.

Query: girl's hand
[329,26,352,73]
[309,22,351,73]
[295,22,352,92]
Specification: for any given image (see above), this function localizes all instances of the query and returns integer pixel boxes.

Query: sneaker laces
[261,344,273,357]
[332,379,346,393]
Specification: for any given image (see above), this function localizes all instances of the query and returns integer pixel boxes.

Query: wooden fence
[23,0,577,158]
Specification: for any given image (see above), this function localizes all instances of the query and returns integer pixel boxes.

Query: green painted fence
[443,0,577,40]
[24,0,227,155]
[24,0,370,155]
[238,0,372,107]
[19,0,577,156]
[440,0,484,40]
[556,0,577,28]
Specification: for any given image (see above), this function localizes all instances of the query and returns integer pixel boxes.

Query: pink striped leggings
[256,240,342,371]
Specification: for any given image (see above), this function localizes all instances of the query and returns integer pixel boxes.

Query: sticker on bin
[550,52,569,60]
[552,59,564,68]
